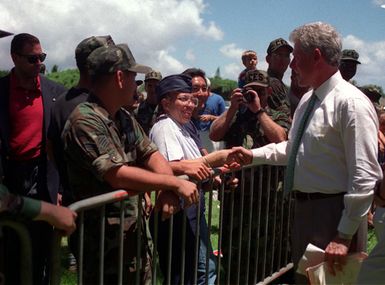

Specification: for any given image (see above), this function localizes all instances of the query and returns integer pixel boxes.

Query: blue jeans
[197,216,217,285]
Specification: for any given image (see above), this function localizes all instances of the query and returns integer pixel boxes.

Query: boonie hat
[244,70,270,88]
[156,74,192,101]
[75,35,115,67]
[341,49,361,64]
[145,70,162,81]
[267,38,293,55]
[87,44,151,76]
[360,85,381,102]
[0,29,13,38]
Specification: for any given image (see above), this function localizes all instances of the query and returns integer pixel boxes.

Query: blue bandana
[156,74,192,101]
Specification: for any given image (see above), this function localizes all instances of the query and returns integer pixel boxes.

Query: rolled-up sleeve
[64,116,125,181]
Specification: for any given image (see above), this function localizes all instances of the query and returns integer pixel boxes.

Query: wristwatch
[255,108,266,116]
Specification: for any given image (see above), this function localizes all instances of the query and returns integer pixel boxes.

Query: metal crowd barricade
[0,219,33,285]
[50,164,294,285]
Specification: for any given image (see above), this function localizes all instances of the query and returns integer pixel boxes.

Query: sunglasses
[17,53,47,64]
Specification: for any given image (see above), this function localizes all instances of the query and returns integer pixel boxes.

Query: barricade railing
[0,219,33,285]
[49,164,294,285]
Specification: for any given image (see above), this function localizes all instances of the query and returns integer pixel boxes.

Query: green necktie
[284,92,318,195]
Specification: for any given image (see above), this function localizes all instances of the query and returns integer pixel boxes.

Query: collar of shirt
[313,71,342,102]
[10,69,41,97]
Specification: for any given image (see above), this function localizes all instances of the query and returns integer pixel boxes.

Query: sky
[1,0,385,88]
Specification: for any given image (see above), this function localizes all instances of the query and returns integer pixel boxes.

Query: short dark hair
[182,68,206,82]
[11,33,40,54]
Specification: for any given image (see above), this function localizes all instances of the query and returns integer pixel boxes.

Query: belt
[292,191,346,201]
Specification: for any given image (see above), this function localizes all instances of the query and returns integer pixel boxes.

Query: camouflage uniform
[221,71,291,284]
[135,70,162,135]
[135,102,159,135]
[63,96,157,285]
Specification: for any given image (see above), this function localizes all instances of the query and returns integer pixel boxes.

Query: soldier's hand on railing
[174,179,199,206]
[36,202,77,236]
[155,191,180,221]
[144,192,153,218]
[227,146,253,166]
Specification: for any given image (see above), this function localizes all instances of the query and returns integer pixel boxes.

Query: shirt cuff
[20,197,42,219]
[251,148,267,165]
[337,214,361,237]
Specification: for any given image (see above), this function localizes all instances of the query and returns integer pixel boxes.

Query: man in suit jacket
[0,33,66,284]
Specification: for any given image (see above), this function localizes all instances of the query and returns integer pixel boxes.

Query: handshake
[224,146,254,168]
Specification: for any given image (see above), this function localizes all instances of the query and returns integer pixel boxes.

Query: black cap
[267,38,293,55]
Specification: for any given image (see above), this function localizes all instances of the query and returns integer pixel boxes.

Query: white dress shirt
[251,71,382,236]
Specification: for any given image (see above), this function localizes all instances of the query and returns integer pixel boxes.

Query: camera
[241,88,256,103]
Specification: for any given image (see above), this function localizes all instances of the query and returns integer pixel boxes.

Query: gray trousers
[291,194,366,266]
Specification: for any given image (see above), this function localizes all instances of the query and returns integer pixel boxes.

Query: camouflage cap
[0,29,13,38]
[87,44,151,76]
[360,85,381,102]
[145,70,162,81]
[267,38,293,55]
[75,35,115,67]
[341,49,361,64]
[244,70,270,88]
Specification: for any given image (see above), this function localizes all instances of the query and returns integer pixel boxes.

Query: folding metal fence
[1,164,294,285]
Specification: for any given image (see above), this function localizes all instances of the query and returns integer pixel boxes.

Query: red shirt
[9,71,43,160]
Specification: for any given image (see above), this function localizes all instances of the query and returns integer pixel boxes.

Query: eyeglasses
[176,95,199,107]
[192,85,208,93]
[17,53,47,64]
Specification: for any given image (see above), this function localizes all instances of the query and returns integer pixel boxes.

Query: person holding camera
[209,69,290,284]
[210,69,290,149]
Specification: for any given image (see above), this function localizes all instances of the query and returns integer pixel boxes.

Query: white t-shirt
[149,115,201,161]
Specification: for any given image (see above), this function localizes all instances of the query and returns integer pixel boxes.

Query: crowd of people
[0,20,384,285]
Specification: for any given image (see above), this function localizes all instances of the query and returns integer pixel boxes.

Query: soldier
[135,70,162,134]
[62,44,198,284]
[339,49,361,81]
[266,37,293,98]
[48,35,115,206]
[210,70,291,284]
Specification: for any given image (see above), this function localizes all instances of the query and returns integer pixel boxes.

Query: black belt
[292,191,346,201]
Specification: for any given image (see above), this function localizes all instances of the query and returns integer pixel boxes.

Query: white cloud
[343,35,385,87]
[0,0,223,73]
[373,0,385,7]
[220,43,244,60]
[222,63,242,80]
[185,49,196,61]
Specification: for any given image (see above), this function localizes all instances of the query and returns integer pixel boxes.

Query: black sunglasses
[17,53,46,64]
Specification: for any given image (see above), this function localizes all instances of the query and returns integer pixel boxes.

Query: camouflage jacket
[135,100,159,135]
[224,94,291,149]
[62,95,158,218]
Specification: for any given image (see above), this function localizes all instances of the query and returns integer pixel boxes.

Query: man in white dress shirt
[227,22,382,279]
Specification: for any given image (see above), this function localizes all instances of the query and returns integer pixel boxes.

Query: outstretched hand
[225,146,253,166]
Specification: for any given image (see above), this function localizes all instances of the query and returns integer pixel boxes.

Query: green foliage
[51,64,59,73]
[0,70,9,78]
[47,69,79,88]
[209,76,237,100]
